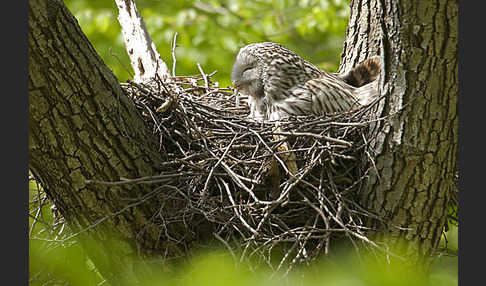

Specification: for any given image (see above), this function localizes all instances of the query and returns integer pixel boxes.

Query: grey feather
[231,42,381,120]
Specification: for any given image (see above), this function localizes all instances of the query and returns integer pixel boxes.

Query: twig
[115,62,391,270]
[171,32,178,77]
[197,62,209,89]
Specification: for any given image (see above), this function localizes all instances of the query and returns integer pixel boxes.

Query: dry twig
[114,65,390,271]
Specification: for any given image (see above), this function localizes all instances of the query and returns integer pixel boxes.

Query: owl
[231,42,381,121]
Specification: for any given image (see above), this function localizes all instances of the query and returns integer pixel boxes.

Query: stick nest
[121,70,383,271]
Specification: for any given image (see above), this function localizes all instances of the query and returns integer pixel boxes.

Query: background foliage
[64,0,349,87]
[29,0,458,285]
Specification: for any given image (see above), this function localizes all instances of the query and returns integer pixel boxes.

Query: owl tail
[346,56,382,107]
[339,56,381,88]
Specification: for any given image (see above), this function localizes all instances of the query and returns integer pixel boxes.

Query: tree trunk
[340,0,458,262]
[29,0,173,284]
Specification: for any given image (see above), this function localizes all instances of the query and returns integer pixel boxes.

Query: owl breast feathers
[231,42,381,120]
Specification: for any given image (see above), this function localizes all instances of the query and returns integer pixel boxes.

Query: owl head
[231,42,322,101]
[231,43,267,99]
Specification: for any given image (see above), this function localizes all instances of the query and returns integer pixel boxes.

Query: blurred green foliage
[30,235,458,286]
[29,1,458,285]
[64,0,350,87]
[29,173,458,285]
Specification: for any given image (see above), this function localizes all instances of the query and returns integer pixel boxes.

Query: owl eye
[242,66,255,76]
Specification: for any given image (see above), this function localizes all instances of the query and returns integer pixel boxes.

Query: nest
[121,70,383,272]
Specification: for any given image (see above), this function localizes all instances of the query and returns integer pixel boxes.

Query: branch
[115,0,171,83]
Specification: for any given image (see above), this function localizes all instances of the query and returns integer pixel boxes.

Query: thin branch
[171,32,178,77]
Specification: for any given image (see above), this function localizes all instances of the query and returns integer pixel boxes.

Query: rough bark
[29,0,170,284]
[340,0,458,262]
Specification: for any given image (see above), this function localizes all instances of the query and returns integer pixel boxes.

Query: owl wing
[270,73,361,118]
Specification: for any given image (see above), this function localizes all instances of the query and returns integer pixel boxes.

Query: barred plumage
[231,42,381,120]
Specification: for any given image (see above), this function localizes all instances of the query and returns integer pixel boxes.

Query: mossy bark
[29,0,172,284]
[340,0,458,262]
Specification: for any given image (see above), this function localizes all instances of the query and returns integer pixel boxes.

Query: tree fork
[28,0,458,282]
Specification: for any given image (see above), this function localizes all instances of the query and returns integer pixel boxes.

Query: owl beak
[232,80,241,88]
